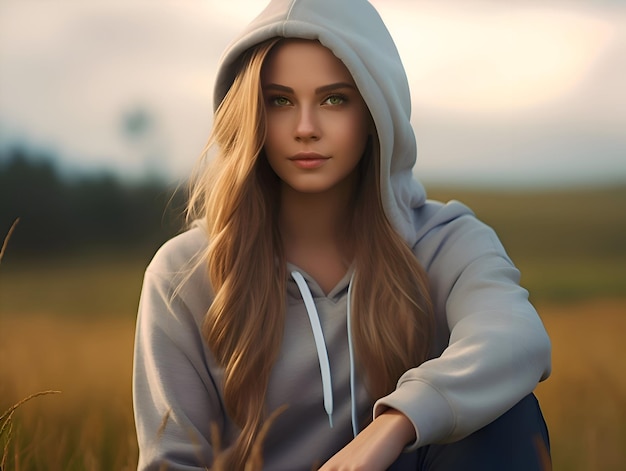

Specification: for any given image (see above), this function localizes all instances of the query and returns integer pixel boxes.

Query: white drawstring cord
[291,271,334,428]
[346,271,359,438]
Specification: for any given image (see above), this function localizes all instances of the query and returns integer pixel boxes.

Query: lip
[288,152,330,169]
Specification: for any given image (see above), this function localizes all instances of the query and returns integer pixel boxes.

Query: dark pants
[389,394,551,471]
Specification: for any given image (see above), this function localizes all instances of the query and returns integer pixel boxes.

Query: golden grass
[1,391,61,469]
[0,299,624,469]
[0,314,137,470]
[534,299,626,471]
[0,218,19,264]
[2,186,623,469]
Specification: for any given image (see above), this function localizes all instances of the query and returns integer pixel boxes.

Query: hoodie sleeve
[133,266,223,470]
[373,208,552,450]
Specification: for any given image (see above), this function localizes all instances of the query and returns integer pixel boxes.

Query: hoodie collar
[285,262,354,301]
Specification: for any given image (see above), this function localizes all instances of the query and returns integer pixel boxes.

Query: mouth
[288,152,330,169]
[289,152,329,161]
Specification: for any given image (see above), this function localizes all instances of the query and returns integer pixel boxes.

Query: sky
[0,0,625,187]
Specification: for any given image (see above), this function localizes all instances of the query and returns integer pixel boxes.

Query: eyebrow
[262,82,356,94]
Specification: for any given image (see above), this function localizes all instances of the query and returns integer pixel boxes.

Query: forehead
[261,39,356,86]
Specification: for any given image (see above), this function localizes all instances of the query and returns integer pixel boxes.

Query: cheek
[264,121,282,155]
[264,113,291,148]
[344,105,370,142]
[263,126,288,176]
[345,115,370,153]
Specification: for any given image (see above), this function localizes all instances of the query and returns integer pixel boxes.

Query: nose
[294,105,320,141]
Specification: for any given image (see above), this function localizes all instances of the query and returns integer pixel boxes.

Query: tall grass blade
[0,218,19,264]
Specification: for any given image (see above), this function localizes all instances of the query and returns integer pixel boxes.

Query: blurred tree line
[0,146,186,258]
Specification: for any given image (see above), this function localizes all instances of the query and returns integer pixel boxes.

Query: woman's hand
[318,409,416,471]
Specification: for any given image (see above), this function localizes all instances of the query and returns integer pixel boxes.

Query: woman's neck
[279,183,352,248]
[278,184,355,291]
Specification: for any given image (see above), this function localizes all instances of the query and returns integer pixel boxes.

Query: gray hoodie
[133,1,552,469]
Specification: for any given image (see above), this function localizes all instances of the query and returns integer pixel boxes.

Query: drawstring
[291,271,334,428]
[346,271,359,438]
[290,270,360,437]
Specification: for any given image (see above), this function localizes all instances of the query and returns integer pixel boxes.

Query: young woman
[133,1,551,470]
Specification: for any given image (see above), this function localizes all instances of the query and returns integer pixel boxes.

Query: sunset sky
[1,0,624,187]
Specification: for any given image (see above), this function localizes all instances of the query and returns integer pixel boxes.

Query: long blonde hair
[186,38,433,468]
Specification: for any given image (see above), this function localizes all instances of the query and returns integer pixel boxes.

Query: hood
[213,0,426,245]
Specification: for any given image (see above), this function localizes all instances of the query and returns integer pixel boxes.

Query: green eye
[324,95,346,106]
[272,96,291,106]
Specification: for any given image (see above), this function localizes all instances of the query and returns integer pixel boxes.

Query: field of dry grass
[0,313,137,470]
[1,298,625,470]
[1,185,624,469]
[534,299,626,470]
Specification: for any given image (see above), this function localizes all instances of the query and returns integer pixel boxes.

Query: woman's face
[261,40,371,196]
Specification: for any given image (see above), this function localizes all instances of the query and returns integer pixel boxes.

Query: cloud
[376,1,617,113]
[0,0,624,185]
[0,1,238,175]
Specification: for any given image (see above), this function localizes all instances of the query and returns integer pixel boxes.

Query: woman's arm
[322,207,551,468]
[133,267,223,470]
[374,210,551,450]
[319,409,415,470]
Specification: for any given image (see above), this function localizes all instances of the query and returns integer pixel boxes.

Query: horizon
[1,0,625,188]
